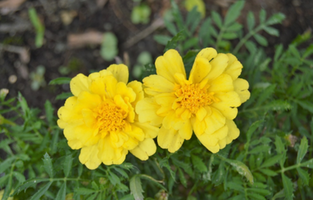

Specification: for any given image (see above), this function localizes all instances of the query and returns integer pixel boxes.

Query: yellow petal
[224,54,243,80]
[89,77,106,96]
[130,138,156,160]
[136,98,163,126]
[192,116,206,135]
[128,124,145,141]
[155,93,176,116]
[134,122,159,138]
[79,145,102,170]
[163,111,181,129]
[212,91,241,120]
[203,107,226,135]
[77,91,102,109]
[107,64,129,84]
[225,120,240,143]
[205,53,229,81]
[128,81,144,105]
[116,82,136,102]
[98,136,127,165]
[189,48,217,83]
[178,120,193,140]
[155,49,186,83]
[122,136,139,150]
[157,126,184,153]
[103,75,118,99]
[143,75,175,96]
[81,108,97,127]
[234,78,250,103]
[209,74,234,93]
[196,107,207,121]
[70,73,90,96]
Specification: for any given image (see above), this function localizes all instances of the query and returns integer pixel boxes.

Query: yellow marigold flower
[57,64,158,169]
[136,48,250,153]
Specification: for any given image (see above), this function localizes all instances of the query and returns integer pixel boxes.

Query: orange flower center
[95,102,127,132]
[175,84,219,114]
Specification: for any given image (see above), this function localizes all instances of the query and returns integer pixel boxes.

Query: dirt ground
[0,0,312,110]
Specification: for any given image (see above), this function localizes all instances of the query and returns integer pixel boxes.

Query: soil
[0,0,312,110]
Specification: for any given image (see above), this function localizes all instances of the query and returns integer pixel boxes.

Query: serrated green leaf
[164,30,186,52]
[222,32,238,40]
[56,92,72,100]
[224,0,245,26]
[282,174,294,200]
[249,145,270,154]
[297,137,308,164]
[199,18,212,47]
[302,44,313,58]
[259,10,266,24]
[246,120,263,142]
[164,18,177,35]
[178,168,187,187]
[43,153,53,178]
[63,154,73,177]
[274,136,286,166]
[294,99,313,113]
[247,192,266,200]
[211,11,223,28]
[288,44,301,59]
[0,174,9,188]
[0,156,15,174]
[254,34,268,46]
[260,154,283,168]
[191,155,207,173]
[266,13,285,25]
[274,44,283,61]
[259,58,271,71]
[130,175,144,200]
[13,172,26,183]
[76,187,96,195]
[247,11,255,31]
[226,181,244,191]
[30,181,52,200]
[227,22,242,31]
[86,193,98,200]
[55,182,67,200]
[49,77,71,85]
[113,167,129,179]
[221,157,254,184]
[245,41,257,53]
[258,168,277,176]
[182,37,198,50]
[297,168,309,185]
[255,84,276,106]
[209,25,218,37]
[153,35,172,45]
[263,26,279,36]
[108,171,121,186]
[44,100,54,125]
[301,158,313,168]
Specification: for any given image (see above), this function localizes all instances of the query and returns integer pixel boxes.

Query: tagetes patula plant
[57,64,159,169]
[136,48,250,153]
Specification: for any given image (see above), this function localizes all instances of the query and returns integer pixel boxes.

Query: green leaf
[28,8,45,48]
[101,32,118,61]
[254,34,268,46]
[43,153,53,178]
[164,18,177,35]
[294,99,313,113]
[49,77,71,85]
[266,13,285,25]
[300,158,313,168]
[246,120,263,142]
[260,154,283,168]
[130,175,144,200]
[247,192,266,200]
[56,92,72,100]
[44,100,54,125]
[224,0,245,26]
[13,172,26,183]
[258,168,277,176]
[227,22,242,31]
[222,32,238,40]
[0,174,9,188]
[164,30,186,52]
[274,44,283,61]
[297,168,309,185]
[255,84,276,106]
[153,35,172,45]
[76,187,96,195]
[30,181,52,200]
[178,168,187,187]
[259,10,266,24]
[113,168,129,179]
[55,182,67,200]
[282,174,294,200]
[247,11,255,31]
[274,136,286,166]
[288,44,301,59]
[108,171,121,186]
[18,92,30,118]
[259,58,271,71]
[199,18,212,47]
[227,181,244,191]
[263,26,279,36]
[191,155,207,173]
[63,154,73,177]
[297,137,308,164]
[0,156,15,174]
[212,11,222,28]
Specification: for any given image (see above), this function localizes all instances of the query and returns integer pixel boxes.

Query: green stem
[233,25,264,54]
[276,163,301,173]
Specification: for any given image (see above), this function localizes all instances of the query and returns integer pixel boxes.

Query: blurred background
[0,0,312,109]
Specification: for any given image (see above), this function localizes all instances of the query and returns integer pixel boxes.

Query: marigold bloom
[57,64,158,169]
[136,48,250,153]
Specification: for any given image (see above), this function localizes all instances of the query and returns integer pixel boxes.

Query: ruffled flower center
[175,84,219,114]
[95,102,127,132]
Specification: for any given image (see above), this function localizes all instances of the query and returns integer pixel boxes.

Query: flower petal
[189,48,217,83]
[127,80,144,105]
[70,74,90,96]
[178,120,193,140]
[225,120,240,144]
[234,78,250,103]
[136,98,163,126]
[107,64,129,84]
[143,75,175,96]
[155,49,186,83]
[224,53,243,80]
[130,138,156,160]
[203,107,226,135]
[134,122,159,139]
[157,126,184,153]
[98,136,127,165]
[205,53,229,81]
[209,74,234,93]
[79,145,102,170]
